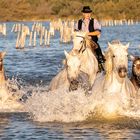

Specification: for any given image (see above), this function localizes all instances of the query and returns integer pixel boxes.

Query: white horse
[91,41,136,114]
[49,50,89,91]
[49,31,98,91]
[70,31,98,85]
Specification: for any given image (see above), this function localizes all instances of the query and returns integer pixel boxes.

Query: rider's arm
[87,30,101,36]
[86,19,101,37]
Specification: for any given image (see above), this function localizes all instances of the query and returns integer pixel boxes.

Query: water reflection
[0,113,11,138]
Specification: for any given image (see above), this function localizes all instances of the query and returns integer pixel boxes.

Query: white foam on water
[24,83,140,122]
[120,93,140,119]
[25,86,99,122]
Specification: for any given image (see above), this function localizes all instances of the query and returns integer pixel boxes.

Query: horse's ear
[125,43,129,50]
[108,42,112,49]
[128,54,135,61]
[64,50,70,59]
[1,51,6,58]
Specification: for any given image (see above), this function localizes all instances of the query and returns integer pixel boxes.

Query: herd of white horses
[0,30,140,117]
[49,31,140,116]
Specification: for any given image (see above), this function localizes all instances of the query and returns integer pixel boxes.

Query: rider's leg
[95,43,105,71]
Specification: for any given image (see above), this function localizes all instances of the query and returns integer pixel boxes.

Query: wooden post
[20,32,26,49]
[29,31,33,47]
[44,29,48,46]
[3,23,6,36]
[33,31,36,47]
[47,31,50,47]
[11,24,15,32]
[15,24,18,32]
[40,27,43,46]
[16,31,20,49]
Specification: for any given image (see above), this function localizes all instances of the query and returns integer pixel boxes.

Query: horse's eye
[133,64,136,67]
[113,55,115,58]
[80,41,83,43]
[67,66,70,70]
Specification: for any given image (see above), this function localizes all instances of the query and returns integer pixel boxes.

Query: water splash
[0,77,25,112]
[24,83,140,123]
[25,86,98,122]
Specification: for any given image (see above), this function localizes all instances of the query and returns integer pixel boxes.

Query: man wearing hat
[76,6,105,72]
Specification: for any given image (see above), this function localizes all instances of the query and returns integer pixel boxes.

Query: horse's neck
[73,44,81,51]
[80,48,97,71]
[71,46,98,85]
[80,48,98,85]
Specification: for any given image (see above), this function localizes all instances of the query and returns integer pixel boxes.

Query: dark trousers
[94,42,105,64]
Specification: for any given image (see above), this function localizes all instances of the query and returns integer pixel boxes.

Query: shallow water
[0,112,140,140]
[0,22,140,139]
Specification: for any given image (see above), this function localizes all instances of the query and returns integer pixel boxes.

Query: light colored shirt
[76,18,101,32]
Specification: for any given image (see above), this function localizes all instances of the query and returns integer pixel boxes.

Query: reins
[0,60,3,71]
[75,35,98,54]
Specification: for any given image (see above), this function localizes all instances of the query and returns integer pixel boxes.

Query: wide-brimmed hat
[81,6,92,13]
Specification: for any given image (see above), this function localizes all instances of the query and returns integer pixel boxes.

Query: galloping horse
[129,56,140,91]
[49,50,78,90]
[49,31,98,91]
[71,31,98,85]
[92,41,136,110]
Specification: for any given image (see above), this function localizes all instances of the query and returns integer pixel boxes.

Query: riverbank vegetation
[0,0,140,21]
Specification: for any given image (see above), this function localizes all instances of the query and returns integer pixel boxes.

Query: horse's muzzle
[69,79,79,91]
[118,67,127,78]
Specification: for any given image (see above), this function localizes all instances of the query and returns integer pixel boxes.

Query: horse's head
[72,31,98,52]
[0,52,6,72]
[64,50,81,91]
[130,55,140,77]
[72,31,86,50]
[108,42,129,78]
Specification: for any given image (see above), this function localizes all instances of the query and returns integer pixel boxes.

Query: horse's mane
[77,37,98,54]
[105,48,113,79]
[85,37,98,51]
[111,40,121,45]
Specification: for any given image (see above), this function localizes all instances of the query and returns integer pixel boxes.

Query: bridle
[75,35,98,54]
[75,35,87,53]
[0,59,3,71]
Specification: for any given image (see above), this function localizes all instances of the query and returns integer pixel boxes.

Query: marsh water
[0,22,140,139]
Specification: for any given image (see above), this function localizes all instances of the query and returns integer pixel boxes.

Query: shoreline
[0,18,140,22]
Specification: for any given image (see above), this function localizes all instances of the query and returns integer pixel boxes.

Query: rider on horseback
[76,6,105,72]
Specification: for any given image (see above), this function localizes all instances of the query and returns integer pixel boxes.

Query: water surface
[0,22,140,139]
